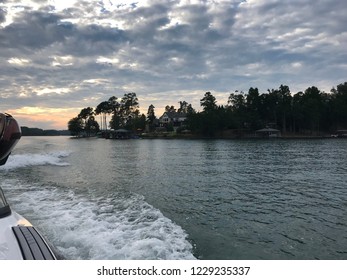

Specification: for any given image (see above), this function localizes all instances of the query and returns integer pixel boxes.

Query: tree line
[68,82,347,137]
[190,82,347,137]
[68,92,145,136]
[21,127,70,136]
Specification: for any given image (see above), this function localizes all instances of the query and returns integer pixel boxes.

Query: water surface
[1,137,346,259]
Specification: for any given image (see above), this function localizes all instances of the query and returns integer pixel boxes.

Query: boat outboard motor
[0,113,21,166]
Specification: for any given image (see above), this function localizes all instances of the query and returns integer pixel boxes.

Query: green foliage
[165,105,176,113]
[166,122,174,132]
[146,104,156,132]
[68,117,84,136]
[95,100,112,130]
[68,82,347,137]
[147,104,156,124]
[200,92,217,112]
[187,82,347,137]
[78,107,94,121]
[85,116,99,136]
[331,82,347,129]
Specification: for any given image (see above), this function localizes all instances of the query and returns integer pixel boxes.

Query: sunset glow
[9,107,79,130]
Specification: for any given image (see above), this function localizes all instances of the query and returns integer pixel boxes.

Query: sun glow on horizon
[9,106,80,130]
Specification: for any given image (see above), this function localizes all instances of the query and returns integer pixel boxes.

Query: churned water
[1,136,347,260]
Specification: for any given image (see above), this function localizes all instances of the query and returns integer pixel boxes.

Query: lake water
[1,136,347,260]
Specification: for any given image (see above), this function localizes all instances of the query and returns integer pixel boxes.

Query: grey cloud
[118,2,238,82]
[0,0,346,128]
[0,8,6,23]
[0,6,129,56]
[0,11,69,50]
[61,25,128,57]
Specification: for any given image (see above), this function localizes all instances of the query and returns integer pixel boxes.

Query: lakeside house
[159,112,187,130]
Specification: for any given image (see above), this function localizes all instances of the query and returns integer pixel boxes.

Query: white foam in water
[0,151,70,170]
[1,180,196,260]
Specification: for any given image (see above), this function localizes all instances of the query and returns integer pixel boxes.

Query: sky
[0,0,346,129]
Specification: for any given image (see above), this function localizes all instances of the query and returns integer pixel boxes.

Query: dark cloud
[0,11,69,50]
[0,9,129,57]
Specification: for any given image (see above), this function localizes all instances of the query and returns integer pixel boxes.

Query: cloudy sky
[1,0,346,129]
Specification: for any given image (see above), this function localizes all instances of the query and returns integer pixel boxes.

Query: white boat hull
[0,210,57,260]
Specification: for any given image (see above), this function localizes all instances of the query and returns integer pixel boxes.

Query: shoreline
[139,134,344,140]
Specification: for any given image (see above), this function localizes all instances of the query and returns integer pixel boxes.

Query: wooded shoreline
[68,82,347,139]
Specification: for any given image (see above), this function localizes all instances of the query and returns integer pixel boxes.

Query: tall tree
[246,87,261,129]
[200,92,217,112]
[302,86,323,133]
[95,101,111,130]
[147,104,156,124]
[78,107,94,131]
[264,85,292,132]
[292,91,304,133]
[165,105,176,113]
[331,82,347,129]
[85,116,99,136]
[186,104,195,115]
[120,92,139,128]
[108,96,120,129]
[278,84,292,133]
[227,92,246,129]
[177,101,188,113]
[228,92,245,110]
[68,117,84,136]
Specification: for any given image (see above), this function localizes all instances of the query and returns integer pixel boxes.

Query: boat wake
[1,179,196,260]
[0,151,70,170]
